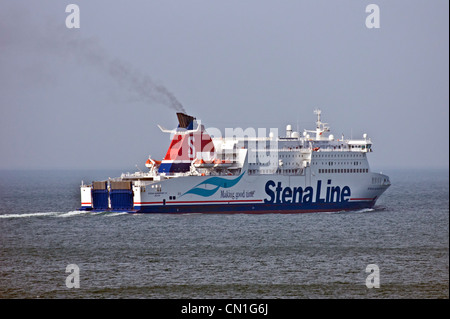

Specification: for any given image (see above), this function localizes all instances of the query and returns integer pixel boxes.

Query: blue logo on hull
[264,179,351,204]
[182,172,246,197]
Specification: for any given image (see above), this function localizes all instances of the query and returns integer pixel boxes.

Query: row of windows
[250,160,366,166]
[316,153,363,158]
[314,161,363,166]
[249,168,370,175]
[250,162,300,166]
[279,154,303,158]
[250,153,363,160]
[319,168,368,174]
[251,161,366,166]
[248,169,300,175]
[249,154,304,159]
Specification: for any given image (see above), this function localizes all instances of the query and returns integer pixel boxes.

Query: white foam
[357,208,376,213]
[0,212,60,219]
[330,208,376,215]
[90,211,106,215]
[0,210,92,219]
[105,212,129,217]
[56,210,90,218]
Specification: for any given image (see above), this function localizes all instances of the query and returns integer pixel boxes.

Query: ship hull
[132,200,376,214]
[127,170,389,214]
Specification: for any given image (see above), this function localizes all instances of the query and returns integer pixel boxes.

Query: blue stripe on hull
[132,200,376,214]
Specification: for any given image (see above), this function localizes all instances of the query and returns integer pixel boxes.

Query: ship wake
[0,211,127,219]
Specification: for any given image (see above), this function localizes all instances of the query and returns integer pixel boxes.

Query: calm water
[0,169,448,299]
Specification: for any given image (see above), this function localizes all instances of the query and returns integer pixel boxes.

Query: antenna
[314,108,322,128]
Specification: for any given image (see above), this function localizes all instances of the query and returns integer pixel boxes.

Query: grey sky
[0,0,448,170]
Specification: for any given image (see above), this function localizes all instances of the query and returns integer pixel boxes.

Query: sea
[0,168,448,300]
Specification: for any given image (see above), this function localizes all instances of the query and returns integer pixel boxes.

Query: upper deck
[119,109,375,181]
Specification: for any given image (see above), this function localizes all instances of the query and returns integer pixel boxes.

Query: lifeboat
[193,158,214,168]
[213,159,232,168]
[145,157,161,169]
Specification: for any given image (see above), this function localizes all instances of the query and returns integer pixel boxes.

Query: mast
[304,109,330,140]
[314,108,322,129]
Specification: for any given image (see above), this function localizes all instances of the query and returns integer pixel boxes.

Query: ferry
[80,110,390,213]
